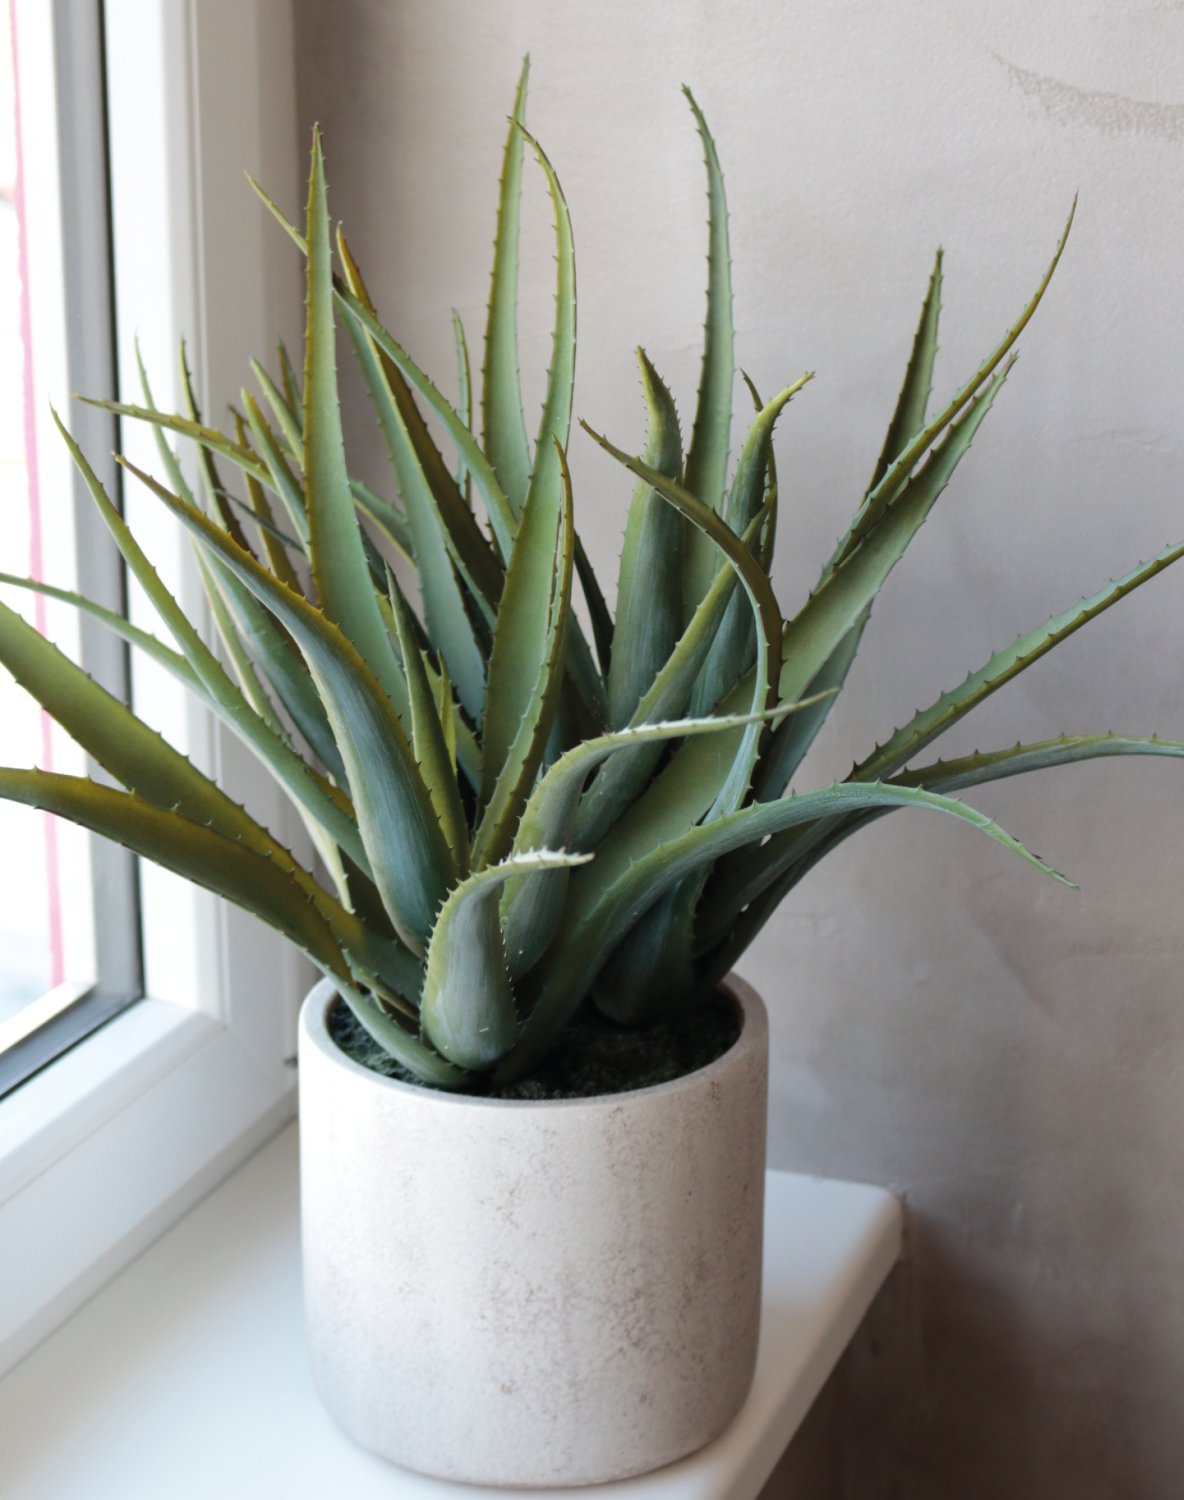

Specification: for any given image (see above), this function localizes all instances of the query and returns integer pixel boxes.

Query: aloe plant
[3,63,1182,1090]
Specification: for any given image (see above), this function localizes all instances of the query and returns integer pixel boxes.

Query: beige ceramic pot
[298,972,768,1487]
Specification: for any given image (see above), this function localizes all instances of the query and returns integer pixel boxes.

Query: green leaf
[680,87,736,621]
[338,236,489,723]
[250,354,305,467]
[753,603,871,801]
[55,413,369,873]
[572,505,767,851]
[232,409,305,592]
[331,972,466,1089]
[0,592,273,854]
[302,129,408,720]
[778,362,1012,709]
[868,248,943,495]
[132,363,345,786]
[607,349,684,728]
[350,480,413,562]
[241,390,310,546]
[702,731,1184,972]
[278,339,301,413]
[513,120,608,732]
[661,364,1012,885]
[574,536,615,677]
[481,56,533,516]
[827,202,1074,577]
[582,420,785,822]
[119,456,456,953]
[742,373,779,574]
[501,778,1073,1082]
[689,378,807,717]
[337,285,519,564]
[502,706,787,979]
[892,733,1184,795]
[851,537,1184,783]
[451,308,473,507]
[472,439,575,868]
[0,572,199,688]
[422,848,590,1071]
[591,883,694,1023]
[0,768,350,976]
[386,570,469,865]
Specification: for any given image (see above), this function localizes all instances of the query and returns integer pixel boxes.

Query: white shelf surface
[0,1125,900,1500]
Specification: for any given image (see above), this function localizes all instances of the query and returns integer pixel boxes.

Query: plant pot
[297,973,768,1487]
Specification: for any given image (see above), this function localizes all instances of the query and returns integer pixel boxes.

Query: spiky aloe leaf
[573,504,767,851]
[582,394,805,1021]
[232,410,304,592]
[867,248,943,496]
[278,339,301,413]
[680,87,735,622]
[0,572,198,688]
[852,537,1184,783]
[422,848,590,1071]
[574,536,614,677]
[892,733,1184,794]
[332,972,465,1089]
[451,308,473,506]
[0,593,285,858]
[500,777,1071,1082]
[91,396,306,534]
[245,191,507,618]
[583,420,785,822]
[780,362,1012,703]
[501,707,787,977]
[753,602,871,801]
[702,732,1184,975]
[591,884,693,1023]
[473,439,575,868]
[303,130,408,721]
[513,120,608,730]
[120,457,455,953]
[826,202,1074,578]
[337,227,502,605]
[173,344,256,558]
[134,362,345,784]
[240,390,310,545]
[250,355,305,467]
[57,415,368,872]
[742,374,779,574]
[386,570,469,864]
[607,350,684,729]
[689,378,807,716]
[659,358,1014,849]
[0,768,351,975]
[482,56,533,516]
[0,599,419,994]
[338,235,488,721]
[337,285,518,559]
[350,480,414,562]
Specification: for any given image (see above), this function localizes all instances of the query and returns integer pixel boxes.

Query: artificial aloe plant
[1,63,1181,1090]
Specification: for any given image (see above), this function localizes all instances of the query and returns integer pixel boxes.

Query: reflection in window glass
[0,5,59,1021]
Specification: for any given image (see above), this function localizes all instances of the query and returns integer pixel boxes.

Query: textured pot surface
[298,975,768,1487]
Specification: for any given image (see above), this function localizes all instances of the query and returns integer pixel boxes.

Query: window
[0,0,306,1376]
[0,0,141,1098]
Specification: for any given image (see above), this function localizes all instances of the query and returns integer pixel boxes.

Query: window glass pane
[0,3,58,1022]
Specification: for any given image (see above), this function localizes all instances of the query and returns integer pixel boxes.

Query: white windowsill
[0,1124,900,1500]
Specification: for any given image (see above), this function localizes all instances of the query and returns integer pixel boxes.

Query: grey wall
[292,4,1184,1494]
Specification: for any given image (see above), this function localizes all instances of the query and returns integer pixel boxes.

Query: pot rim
[299,970,767,1113]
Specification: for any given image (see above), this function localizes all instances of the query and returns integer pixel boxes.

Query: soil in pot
[327,989,741,1099]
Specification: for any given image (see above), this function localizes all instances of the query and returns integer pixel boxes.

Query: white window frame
[0,0,312,1376]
